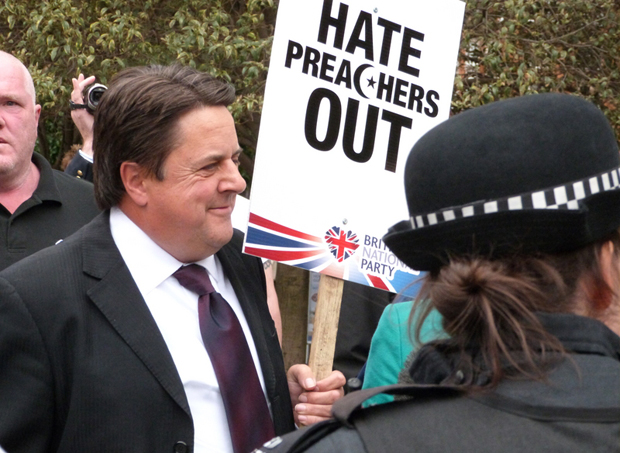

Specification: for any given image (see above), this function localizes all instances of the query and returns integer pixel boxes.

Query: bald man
[0,51,99,270]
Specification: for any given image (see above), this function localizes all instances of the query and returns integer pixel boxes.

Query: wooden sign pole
[307,274,344,381]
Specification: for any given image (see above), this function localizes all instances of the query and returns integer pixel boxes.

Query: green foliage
[1,0,619,177]
[455,0,620,136]
[0,0,276,172]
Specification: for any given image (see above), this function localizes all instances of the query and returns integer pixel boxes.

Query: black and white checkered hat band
[410,166,620,230]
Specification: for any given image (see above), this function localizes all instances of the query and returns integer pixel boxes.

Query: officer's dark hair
[411,231,620,390]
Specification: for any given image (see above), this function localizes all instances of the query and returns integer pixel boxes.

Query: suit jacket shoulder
[216,229,295,435]
[0,212,193,452]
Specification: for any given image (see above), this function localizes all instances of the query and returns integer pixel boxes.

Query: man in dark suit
[0,64,344,453]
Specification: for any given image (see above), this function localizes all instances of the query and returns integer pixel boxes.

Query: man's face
[0,55,41,178]
[142,105,247,262]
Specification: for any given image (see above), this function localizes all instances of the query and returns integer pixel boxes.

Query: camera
[82,83,107,114]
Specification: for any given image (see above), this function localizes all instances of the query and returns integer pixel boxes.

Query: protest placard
[244,0,465,295]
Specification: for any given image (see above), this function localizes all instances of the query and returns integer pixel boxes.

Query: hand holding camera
[69,74,106,159]
[69,74,107,114]
[71,83,107,114]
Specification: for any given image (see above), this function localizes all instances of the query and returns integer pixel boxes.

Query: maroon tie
[173,264,275,453]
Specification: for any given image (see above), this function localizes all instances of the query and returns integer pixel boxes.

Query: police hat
[384,93,620,272]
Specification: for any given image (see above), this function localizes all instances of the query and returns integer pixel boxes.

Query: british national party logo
[324,226,359,263]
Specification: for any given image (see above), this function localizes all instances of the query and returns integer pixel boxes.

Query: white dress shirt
[109,207,268,453]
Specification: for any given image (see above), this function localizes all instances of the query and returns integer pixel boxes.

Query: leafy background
[2,0,619,191]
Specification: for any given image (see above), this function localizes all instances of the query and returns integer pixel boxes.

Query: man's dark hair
[92,64,236,210]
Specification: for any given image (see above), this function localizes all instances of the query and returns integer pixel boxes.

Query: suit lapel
[81,212,191,416]
[216,236,278,401]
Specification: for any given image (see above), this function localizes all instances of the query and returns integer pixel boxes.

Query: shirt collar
[31,152,62,203]
[537,312,620,360]
[110,207,218,295]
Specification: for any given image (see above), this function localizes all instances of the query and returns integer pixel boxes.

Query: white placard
[244,0,465,295]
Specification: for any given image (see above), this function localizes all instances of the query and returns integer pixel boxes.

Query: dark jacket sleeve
[0,277,54,453]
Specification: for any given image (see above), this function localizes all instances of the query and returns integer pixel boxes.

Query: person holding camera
[64,73,106,182]
[0,51,99,270]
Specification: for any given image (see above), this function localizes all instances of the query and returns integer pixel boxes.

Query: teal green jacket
[362,301,445,405]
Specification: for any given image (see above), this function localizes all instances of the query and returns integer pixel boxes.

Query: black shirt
[0,153,100,270]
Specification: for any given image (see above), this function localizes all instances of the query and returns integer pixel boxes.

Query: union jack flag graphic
[244,213,335,271]
[243,212,421,295]
[325,226,359,262]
